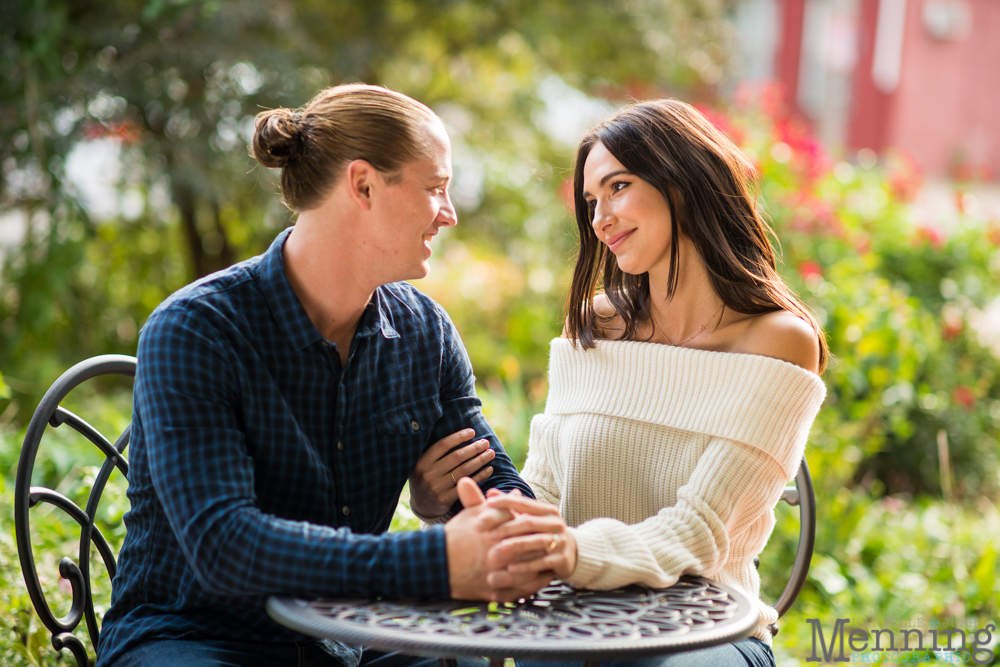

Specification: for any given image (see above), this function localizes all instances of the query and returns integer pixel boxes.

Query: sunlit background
[1,1,998,664]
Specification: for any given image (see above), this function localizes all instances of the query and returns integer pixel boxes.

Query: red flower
[733,81,788,120]
[942,319,963,341]
[773,118,828,183]
[798,260,823,281]
[950,160,976,183]
[914,223,945,249]
[693,104,746,146]
[952,386,975,409]
[986,223,1000,246]
[84,119,142,144]
[887,153,923,203]
[947,158,992,183]
[954,190,969,213]
[784,193,845,238]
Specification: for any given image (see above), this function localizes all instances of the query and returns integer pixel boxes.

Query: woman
[477,100,828,666]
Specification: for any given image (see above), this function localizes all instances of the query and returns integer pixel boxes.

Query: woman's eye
[611,181,629,193]
[586,200,597,214]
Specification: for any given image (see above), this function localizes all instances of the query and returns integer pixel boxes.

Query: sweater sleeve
[519,414,563,507]
[567,436,787,590]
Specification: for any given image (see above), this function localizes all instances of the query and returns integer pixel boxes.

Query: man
[98,85,548,667]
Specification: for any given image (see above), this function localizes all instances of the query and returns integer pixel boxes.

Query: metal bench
[14,355,136,667]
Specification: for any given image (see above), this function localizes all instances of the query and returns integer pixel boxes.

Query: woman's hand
[446,479,550,602]
[478,495,577,584]
[409,428,496,519]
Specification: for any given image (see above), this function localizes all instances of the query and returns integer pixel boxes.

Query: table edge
[266,576,760,659]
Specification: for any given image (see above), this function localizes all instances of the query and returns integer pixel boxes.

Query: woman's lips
[606,228,636,252]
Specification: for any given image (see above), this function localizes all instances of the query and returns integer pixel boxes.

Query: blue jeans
[110,638,487,667]
[517,637,775,667]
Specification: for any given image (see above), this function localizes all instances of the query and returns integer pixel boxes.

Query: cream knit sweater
[520,338,826,644]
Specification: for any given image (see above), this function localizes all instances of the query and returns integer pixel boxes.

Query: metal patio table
[267,576,758,667]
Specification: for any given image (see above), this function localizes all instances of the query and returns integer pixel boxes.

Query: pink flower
[881,496,906,513]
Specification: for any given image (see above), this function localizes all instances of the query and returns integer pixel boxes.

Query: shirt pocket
[373,395,444,437]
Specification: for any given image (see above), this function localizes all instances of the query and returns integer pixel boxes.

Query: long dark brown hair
[565,99,828,373]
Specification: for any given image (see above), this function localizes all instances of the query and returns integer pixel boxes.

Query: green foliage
[707,89,1000,503]
[2,1,1000,662]
[1,0,731,424]
[770,490,1000,666]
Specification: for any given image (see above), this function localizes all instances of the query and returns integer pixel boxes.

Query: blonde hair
[252,84,439,211]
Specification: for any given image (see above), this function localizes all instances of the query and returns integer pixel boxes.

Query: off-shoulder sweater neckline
[544,337,827,478]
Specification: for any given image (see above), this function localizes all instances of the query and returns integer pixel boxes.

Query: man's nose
[438,192,458,228]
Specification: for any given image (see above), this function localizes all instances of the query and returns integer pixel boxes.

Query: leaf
[971,545,997,607]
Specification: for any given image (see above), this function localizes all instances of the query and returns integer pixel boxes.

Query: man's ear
[345,159,378,211]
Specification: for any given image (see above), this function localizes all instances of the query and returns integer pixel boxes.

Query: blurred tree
[0,0,734,422]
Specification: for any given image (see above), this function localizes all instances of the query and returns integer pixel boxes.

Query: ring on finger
[450,472,457,486]
[546,533,559,552]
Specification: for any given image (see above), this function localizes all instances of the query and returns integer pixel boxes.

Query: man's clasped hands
[407,428,577,602]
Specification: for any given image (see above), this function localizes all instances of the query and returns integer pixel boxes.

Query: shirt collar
[356,288,400,340]
[260,227,399,351]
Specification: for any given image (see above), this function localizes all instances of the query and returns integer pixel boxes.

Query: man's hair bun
[252,108,304,169]
[250,84,439,212]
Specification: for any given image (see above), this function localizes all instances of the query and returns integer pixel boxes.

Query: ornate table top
[267,576,758,660]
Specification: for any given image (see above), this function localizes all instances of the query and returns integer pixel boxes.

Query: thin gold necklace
[661,302,725,347]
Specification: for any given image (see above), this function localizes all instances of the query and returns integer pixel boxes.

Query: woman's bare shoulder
[561,294,622,339]
[593,293,617,318]
[731,310,820,373]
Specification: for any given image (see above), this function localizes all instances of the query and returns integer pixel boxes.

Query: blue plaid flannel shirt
[97,227,533,666]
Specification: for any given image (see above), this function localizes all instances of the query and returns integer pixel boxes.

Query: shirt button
[410,420,420,431]
[337,441,344,451]
[342,506,350,516]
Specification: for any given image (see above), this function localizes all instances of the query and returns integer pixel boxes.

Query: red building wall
[775,0,808,118]
[774,0,1000,179]
[847,0,895,152]
[884,0,1000,179]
